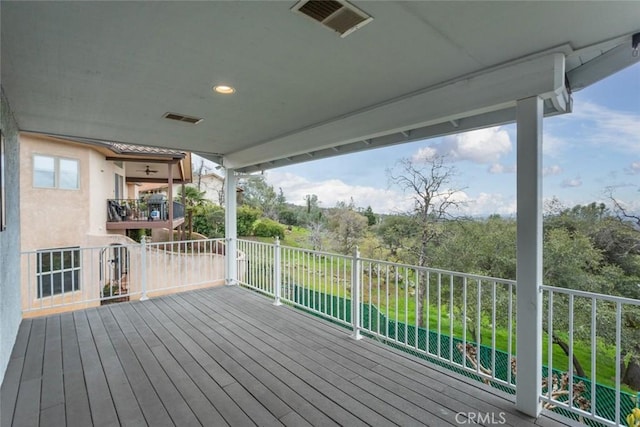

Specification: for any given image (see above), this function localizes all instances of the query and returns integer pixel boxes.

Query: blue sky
[262,63,640,216]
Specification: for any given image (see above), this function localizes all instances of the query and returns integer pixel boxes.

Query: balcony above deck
[106,199,185,231]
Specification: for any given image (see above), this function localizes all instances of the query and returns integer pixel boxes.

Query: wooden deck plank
[96,307,174,427]
[73,310,120,427]
[201,292,456,426]
[0,320,31,427]
[98,304,201,427]
[163,294,348,426]
[161,294,344,427]
[144,298,286,426]
[60,312,93,427]
[12,317,46,427]
[121,302,253,427]
[158,294,340,427]
[40,316,65,426]
[215,287,552,427]
[84,308,147,426]
[181,291,438,426]
[127,301,254,427]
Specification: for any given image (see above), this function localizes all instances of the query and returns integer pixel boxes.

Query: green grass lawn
[296,276,623,391]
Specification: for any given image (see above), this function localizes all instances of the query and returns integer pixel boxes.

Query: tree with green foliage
[177,186,207,238]
[376,215,416,261]
[327,200,368,254]
[388,155,464,327]
[363,206,376,226]
[241,175,279,220]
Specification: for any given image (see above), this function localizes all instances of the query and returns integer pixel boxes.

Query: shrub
[252,218,285,240]
[238,206,262,236]
[193,204,225,237]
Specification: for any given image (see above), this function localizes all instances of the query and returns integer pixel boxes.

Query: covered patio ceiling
[2,1,639,172]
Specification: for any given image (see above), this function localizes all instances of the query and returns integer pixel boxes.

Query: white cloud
[625,161,640,175]
[412,126,512,165]
[542,133,568,158]
[266,171,519,216]
[561,177,582,188]
[488,163,516,174]
[543,165,563,176]
[265,171,413,213]
[412,146,437,163]
[462,192,516,217]
[570,102,640,154]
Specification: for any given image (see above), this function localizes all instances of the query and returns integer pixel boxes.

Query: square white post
[273,237,282,306]
[224,168,237,286]
[140,235,149,301]
[351,246,362,340]
[515,96,543,417]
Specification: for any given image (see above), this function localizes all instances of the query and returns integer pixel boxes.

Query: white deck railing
[237,238,635,426]
[236,239,516,388]
[541,285,640,426]
[21,236,634,425]
[21,238,225,315]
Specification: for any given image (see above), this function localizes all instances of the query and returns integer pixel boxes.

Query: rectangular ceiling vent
[292,0,373,38]
[163,112,203,125]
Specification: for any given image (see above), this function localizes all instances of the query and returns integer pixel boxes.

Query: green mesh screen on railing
[285,285,634,427]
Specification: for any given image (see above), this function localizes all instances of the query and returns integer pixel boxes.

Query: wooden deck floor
[1,286,569,427]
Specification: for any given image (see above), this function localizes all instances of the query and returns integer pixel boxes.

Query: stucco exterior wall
[192,173,224,205]
[20,134,93,250]
[0,87,21,384]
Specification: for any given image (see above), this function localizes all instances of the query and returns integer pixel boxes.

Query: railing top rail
[21,243,141,255]
[20,238,226,255]
[237,238,516,284]
[237,239,353,260]
[359,256,517,284]
[236,239,279,249]
[541,284,640,306]
[280,245,353,260]
[146,238,225,246]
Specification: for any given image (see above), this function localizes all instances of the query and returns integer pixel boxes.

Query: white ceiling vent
[163,112,203,125]
[292,0,373,38]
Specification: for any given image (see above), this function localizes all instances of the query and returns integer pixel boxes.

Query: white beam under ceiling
[224,52,568,171]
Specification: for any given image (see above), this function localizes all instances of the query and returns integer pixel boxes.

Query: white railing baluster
[547,290,553,402]
[615,302,622,427]
[449,274,454,365]
[437,272,442,358]
[273,238,281,306]
[140,236,148,300]
[568,294,574,407]
[491,281,496,379]
[590,297,597,418]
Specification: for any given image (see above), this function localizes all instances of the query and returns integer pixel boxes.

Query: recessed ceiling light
[213,85,235,94]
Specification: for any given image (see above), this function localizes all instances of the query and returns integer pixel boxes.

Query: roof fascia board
[567,43,640,91]
[105,156,177,164]
[224,53,566,169]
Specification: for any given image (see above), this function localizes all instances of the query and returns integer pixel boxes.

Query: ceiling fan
[137,165,159,175]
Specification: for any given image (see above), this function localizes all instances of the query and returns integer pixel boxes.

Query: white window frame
[36,247,82,298]
[33,154,79,189]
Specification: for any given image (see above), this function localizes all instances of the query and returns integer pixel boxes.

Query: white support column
[515,96,543,417]
[224,168,238,286]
